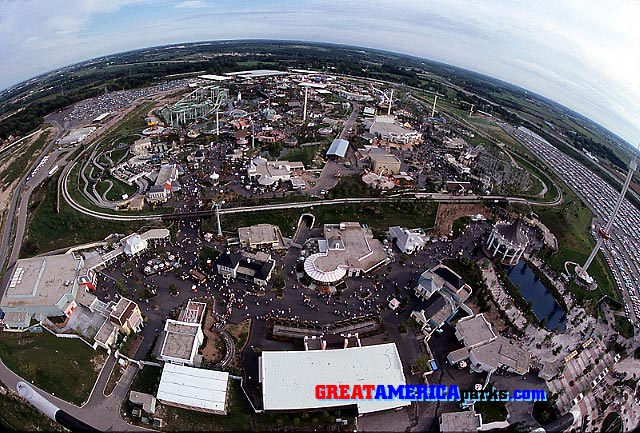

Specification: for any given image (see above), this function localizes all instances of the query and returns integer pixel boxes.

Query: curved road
[0,124,64,273]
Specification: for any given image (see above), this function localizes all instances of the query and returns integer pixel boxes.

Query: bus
[189,269,207,284]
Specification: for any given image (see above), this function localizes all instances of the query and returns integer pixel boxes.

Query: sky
[1,0,639,145]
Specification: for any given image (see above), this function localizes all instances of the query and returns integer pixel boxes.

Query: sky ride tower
[575,154,637,288]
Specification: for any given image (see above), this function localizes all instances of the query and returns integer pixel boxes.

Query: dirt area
[200,301,224,364]
[199,313,250,369]
[226,320,250,350]
[226,319,250,371]
[90,352,108,374]
[125,335,144,358]
[433,203,491,237]
[0,179,19,211]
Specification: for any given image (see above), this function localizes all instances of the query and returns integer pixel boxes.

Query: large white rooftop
[326,138,349,158]
[303,223,388,284]
[1,254,82,309]
[260,343,408,414]
[224,69,288,78]
[157,363,229,414]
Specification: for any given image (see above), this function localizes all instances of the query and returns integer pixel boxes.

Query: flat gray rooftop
[238,224,281,246]
[455,314,496,348]
[161,321,200,361]
[440,410,481,432]
[1,254,81,309]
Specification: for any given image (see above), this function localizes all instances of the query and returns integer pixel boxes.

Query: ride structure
[575,155,637,288]
[160,85,229,127]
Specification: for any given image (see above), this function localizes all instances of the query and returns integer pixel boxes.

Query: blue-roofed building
[326,138,349,160]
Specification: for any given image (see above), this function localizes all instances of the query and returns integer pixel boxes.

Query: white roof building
[198,74,232,82]
[159,319,204,366]
[326,138,349,159]
[223,69,288,79]
[368,115,422,145]
[388,226,426,254]
[447,314,530,375]
[247,157,304,186]
[0,253,84,328]
[157,363,229,415]
[123,234,148,256]
[303,222,388,284]
[260,343,409,414]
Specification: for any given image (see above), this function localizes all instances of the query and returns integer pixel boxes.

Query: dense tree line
[571,132,625,170]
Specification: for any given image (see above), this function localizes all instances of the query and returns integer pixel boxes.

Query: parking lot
[504,123,640,328]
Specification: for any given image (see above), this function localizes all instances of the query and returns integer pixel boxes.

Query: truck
[189,269,207,284]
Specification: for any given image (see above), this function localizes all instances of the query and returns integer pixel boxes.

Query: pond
[505,261,566,332]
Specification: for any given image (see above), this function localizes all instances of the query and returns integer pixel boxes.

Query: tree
[115,280,129,298]
[169,283,179,296]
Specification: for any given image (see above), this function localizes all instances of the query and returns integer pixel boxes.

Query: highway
[0,124,64,274]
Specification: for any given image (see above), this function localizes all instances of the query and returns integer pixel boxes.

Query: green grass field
[533,187,617,302]
[475,400,508,423]
[0,383,65,432]
[130,365,162,395]
[104,177,137,201]
[20,173,152,257]
[0,332,105,405]
[614,315,635,339]
[205,200,438,238]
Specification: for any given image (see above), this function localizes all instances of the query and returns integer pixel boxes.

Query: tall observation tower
[576,155,638,287]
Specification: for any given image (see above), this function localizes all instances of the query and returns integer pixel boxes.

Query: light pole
[251,120,255,150]
[213,200,225,237]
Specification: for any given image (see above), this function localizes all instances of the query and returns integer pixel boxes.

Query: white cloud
[175,0,207,8]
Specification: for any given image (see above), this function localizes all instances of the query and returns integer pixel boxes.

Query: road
[339,102,359,140]
[0,124,64,275]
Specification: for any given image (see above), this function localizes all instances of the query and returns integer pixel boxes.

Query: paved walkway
[480,259,527,329]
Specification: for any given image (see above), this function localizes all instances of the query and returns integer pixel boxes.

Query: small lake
[505,261,567,332]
